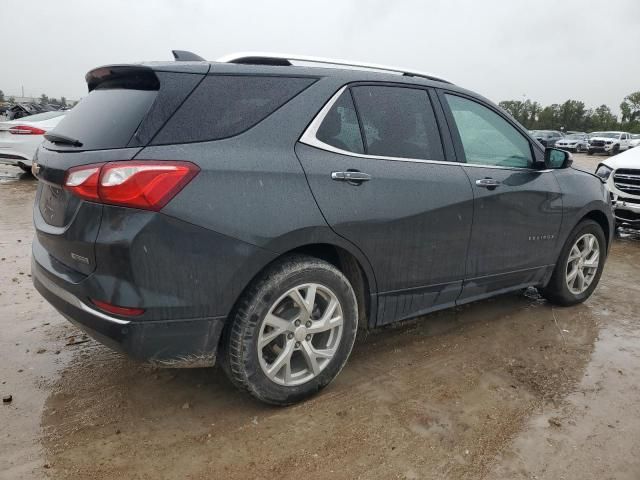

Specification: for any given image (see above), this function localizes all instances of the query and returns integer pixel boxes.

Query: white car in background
[596,146,640,227]
[630,134,640,148]
[0,111,66,172]
[587,131,632,156]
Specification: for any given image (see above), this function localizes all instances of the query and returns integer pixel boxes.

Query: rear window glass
[351,86,444,160]
[152,75,315,145]
[48,88,157,150]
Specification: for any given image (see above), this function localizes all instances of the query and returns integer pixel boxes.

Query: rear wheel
[541,220,606,306]
[587,149,594,156]
[220,255,358,405]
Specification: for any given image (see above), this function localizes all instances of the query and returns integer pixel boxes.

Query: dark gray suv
[32,52,613,405]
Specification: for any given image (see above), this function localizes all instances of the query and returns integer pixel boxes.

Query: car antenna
[172,50,205,61]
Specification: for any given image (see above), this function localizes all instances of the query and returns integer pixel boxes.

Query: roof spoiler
[172,50,206,61]
[85,65,160,92]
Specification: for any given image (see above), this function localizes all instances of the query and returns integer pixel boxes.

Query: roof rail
[217,52,451,84]
[172,50,206,62]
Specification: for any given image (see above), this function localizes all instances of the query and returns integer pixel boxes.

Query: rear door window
[350,86,444,161]
[152,75,316,145]
[316,90,364,154]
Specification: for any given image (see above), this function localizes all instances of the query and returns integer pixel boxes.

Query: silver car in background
[556,132,589,153]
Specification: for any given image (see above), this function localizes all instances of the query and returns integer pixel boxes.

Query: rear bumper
[32,255,226,367]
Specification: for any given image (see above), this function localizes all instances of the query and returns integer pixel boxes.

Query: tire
[575,145,581,153]
[608,145,620,156]
[587,149,593,156]
[219,255,358,405]
[541,220,606,306]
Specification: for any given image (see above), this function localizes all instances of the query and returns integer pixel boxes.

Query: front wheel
[541,220,606,306]
[587,149,594,156]
[220,255,358,405]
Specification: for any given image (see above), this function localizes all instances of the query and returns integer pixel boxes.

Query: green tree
[40,93,49,105]
[620,91,640,122]
[0,90,4,103]
[590,105,618,131]
[60,96,67,107]
[8,96,15,103]
[558,100,587,131]
[537,104,561,129]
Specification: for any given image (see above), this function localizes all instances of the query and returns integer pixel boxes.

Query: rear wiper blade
[44,132,83,147]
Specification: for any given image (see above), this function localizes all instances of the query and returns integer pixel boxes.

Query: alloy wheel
[565,233,600,295]
[257,283,343,386]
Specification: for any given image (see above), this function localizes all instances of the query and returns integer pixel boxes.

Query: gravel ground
[1,154,639,479]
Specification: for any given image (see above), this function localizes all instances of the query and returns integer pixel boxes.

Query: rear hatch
[33,64,208,276]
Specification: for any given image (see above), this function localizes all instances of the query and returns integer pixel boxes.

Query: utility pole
[21,85,24,98]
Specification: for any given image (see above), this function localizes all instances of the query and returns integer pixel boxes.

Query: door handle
[332,171,372,184]
[475,178,501,190]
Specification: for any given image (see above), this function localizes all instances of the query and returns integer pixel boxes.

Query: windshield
[565,134,584,139]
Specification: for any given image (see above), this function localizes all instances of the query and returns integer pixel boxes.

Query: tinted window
[445,94,533,168]
[153,75,315,144]
[316,91,364,154]
[48,89,157,150]
[351,86,444,160]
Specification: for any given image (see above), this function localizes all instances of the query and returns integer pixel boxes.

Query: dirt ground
[1,154,640,480]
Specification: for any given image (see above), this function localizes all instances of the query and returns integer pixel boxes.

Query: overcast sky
[2,0,639,113]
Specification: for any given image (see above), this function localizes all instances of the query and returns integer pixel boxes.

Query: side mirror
[545,148,572,169]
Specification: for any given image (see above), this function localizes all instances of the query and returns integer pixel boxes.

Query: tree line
[499,91,640,134]
[0,89,69,107]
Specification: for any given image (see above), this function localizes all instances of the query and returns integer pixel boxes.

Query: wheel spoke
[259,327,285,349]
[584,251,599,268]
[575,269,585,292]
[567,266,579,282]
[304,284,318,314]
[300,342,321,375]
[307,298,342,334]
[266,340,294,379]
[290,286,316,317]
[264,313,291,332]
[568,246,581,262]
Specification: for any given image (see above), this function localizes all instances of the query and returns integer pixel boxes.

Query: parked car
[31,52,613,405]
[596,146,640,227]
[630,133,640,148]
[588,131,632,156]
[555,132,589,153]
[529,130,564,147]
[0,110,66,171]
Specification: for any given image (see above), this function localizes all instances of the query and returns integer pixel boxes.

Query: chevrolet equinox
[32,51,613,405]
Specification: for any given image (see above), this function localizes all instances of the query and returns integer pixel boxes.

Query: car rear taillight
[9,125,46,135]
[64,161,199,211]
[90,299,145,316]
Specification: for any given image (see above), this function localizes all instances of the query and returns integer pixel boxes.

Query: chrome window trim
[299,86,552,173]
